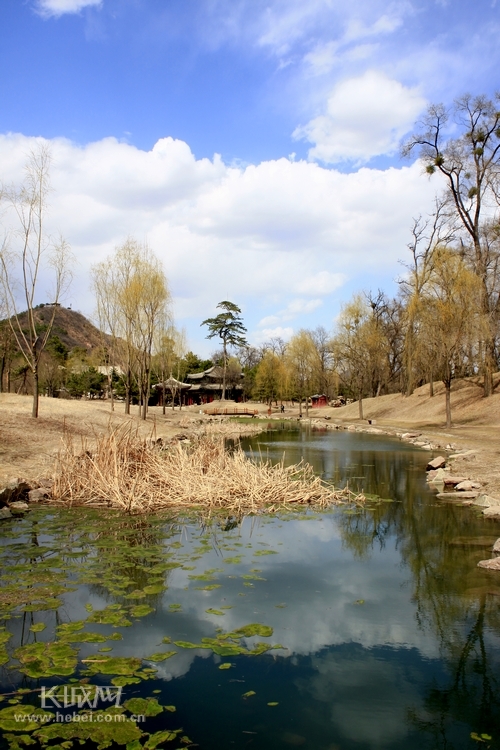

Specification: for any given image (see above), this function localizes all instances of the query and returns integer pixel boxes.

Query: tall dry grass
[51,424,358,513]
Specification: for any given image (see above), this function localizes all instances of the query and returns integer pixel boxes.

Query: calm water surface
[1,428,500,750]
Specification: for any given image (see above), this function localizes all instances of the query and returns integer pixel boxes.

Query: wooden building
[185,366,244,405]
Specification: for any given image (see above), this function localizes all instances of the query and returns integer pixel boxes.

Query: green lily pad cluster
[173,622,283,657]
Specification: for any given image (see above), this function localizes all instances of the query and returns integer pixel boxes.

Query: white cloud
[0,132,441,351]
[294,70,426,164]
[35,0,101,17]
[296,271,346,295]
[252,326,295,344]
[258,299,323,328]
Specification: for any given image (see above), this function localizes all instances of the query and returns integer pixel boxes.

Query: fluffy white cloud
[296,271,346,295]
[258,299,323,328]
[35,0,101,17]
[294,71,426,164]
[0,132,440,351]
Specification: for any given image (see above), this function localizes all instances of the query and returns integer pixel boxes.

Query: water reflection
[1,429,500,749]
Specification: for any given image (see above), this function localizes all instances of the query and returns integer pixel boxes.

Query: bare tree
[0,145,73,417]
[403,94,500,395]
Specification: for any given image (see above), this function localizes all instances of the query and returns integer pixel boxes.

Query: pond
[1,427,500,750]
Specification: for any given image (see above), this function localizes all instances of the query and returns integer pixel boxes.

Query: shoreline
[1,392,499,522]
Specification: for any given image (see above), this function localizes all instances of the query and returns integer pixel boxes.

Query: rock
[427,468,448,483]
[483,506,500,517]
[37,478,54,489]
[436,491,479,500]
[477,558,500,571]
[402,432,421,439]
[449,449,477,459]
[0,507,12,520]
[427,456,446,470]
[9,501,29,512]
[455,480,482,491]
[0,479,32,506]
[493,539,500,554]
[28,488,51,503]
[473,494,500,508]
[443,476,468,486]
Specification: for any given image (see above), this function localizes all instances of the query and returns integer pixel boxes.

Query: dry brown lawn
[0,394,267,483]
[1,379,499,496]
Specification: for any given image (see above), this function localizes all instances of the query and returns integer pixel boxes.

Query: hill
[331,376,500,434]
[2,304,110,355]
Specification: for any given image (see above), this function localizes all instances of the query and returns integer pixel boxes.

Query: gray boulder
[427,468,448,484]
[455,480,482,491]
[28,488,51,503]
[0,479,31,507]
[492,539,500,554]
[0,507,12,520]
[477,557,500,571]
[473,494,500,508]
[436,491,478,500]
[483,506,500,518]
[9,501,29,512]
[427,456,446,470]
[443,475,468,486]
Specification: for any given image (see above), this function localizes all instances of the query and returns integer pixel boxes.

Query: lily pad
[129,604,154,618]
[29,623,46,633]
[123,697,163,717]
[13,642,78,679]
[145,652,176,662]
[235,623,273,638]
[34,706,141,747]
[0,705,54,732]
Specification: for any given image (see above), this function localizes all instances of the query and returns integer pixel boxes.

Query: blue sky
[1,0,499,354]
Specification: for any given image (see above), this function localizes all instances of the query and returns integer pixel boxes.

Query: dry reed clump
[51,424,358,513]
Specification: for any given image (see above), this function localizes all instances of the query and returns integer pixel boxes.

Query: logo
[41,686,123,710]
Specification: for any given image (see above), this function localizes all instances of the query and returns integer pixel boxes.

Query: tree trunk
[0,355,4,393]
[358,394,364,420]
[125,369,131,414]
[222,342,227,401]
[483,340,494,397]
[429,372,434,398]
[32,368,39,418]
[445,381,452,428]
[298,397,302,417]
[305,394,309,418]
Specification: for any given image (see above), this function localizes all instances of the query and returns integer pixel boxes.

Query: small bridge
[203,407,259,417]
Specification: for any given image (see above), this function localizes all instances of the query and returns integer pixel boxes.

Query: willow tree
[254,350,289,406]
[0,145,73,417]
[201,301,247,400]
[286,330,317,417]
[417,248,484,428]
[92,239,170,419]
[333,295,389,420]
